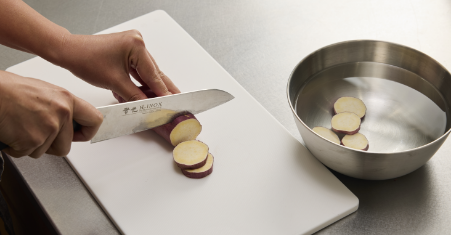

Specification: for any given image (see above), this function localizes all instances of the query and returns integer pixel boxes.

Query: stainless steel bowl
[287,40,451,180]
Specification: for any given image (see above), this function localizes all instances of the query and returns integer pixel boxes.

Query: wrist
[0,71,19,103]
[39,28,73,67]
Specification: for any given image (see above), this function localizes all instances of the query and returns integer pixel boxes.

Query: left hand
[57,30,180,101]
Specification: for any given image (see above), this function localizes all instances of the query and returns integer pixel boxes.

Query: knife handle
[0,120,81,151]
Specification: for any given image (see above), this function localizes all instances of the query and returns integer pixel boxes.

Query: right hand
[0,71,103,158]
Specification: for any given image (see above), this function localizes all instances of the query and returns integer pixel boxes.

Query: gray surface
[2,0,451,234]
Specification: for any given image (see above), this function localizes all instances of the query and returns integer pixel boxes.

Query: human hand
[57,30,180,102]
[0,71,103,158]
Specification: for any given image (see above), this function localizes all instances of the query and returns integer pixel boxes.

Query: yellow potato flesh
[342,133,369,150]
[312,127,340,144]
[334,97,366,118]
[331,112,361,132]
[186,153,214,173]
[173,140,208,165]
[170,119,202,146]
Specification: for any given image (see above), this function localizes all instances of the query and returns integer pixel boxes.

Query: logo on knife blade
[123,102,163,115]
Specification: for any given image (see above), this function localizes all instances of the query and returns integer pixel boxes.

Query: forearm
[0,0,70,64]
[0,1,179,100]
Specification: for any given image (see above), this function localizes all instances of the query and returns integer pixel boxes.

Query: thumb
[72,95,103,142]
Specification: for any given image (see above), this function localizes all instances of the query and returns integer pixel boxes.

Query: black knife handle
[0,142,8,151]
[0,120,81,151]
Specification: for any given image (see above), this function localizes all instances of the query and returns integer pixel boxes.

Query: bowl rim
[286,39,451,154]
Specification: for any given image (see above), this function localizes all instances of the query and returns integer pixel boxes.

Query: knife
[0,89,234,150]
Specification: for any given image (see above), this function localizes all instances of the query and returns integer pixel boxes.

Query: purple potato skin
[182,165,213,179]
[334,107,366,119]
[174,153,208,170]
[340,141,369,151]
[362,144,369,151]
[173,140,209,170]
[153,113,199,146]
[182,155,214,179]
[332,126,360,135]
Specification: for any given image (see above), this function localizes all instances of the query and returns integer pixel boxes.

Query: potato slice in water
[331,112,361,135]
[182,153,214,179]
[342,133,369,151]
[173,140,209,169]
[334,97,366,118]
[312,127,340,144]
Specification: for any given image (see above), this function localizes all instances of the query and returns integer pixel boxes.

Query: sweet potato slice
[182,153,214,179]
[173,140,209,170]
[341,133,369,151]
[153,113,202,146]
[334,97,366,118]
[312,127,340,144]
[331,112,361,135]
[113,86,202,146]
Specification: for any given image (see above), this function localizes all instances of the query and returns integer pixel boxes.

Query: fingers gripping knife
[0,89,234,150]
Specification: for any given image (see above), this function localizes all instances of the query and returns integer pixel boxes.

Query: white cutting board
[7,10,358,235]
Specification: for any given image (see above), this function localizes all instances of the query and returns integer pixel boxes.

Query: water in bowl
[295,62,448,153]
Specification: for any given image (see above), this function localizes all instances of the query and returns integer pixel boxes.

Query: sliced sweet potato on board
[312,127,340,144]
[182,153,214,179]
[113,87,202,146]
[341,133,369,151]
[334,97,367,118]
[153,113,202,146]
[173,140,209,170]
[331,112,361,135]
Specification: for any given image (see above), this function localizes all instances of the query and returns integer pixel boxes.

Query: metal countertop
[1,0,451,234]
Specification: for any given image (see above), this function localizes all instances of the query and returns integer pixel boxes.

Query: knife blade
[0,89,234,150]
[91,89,234,143]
